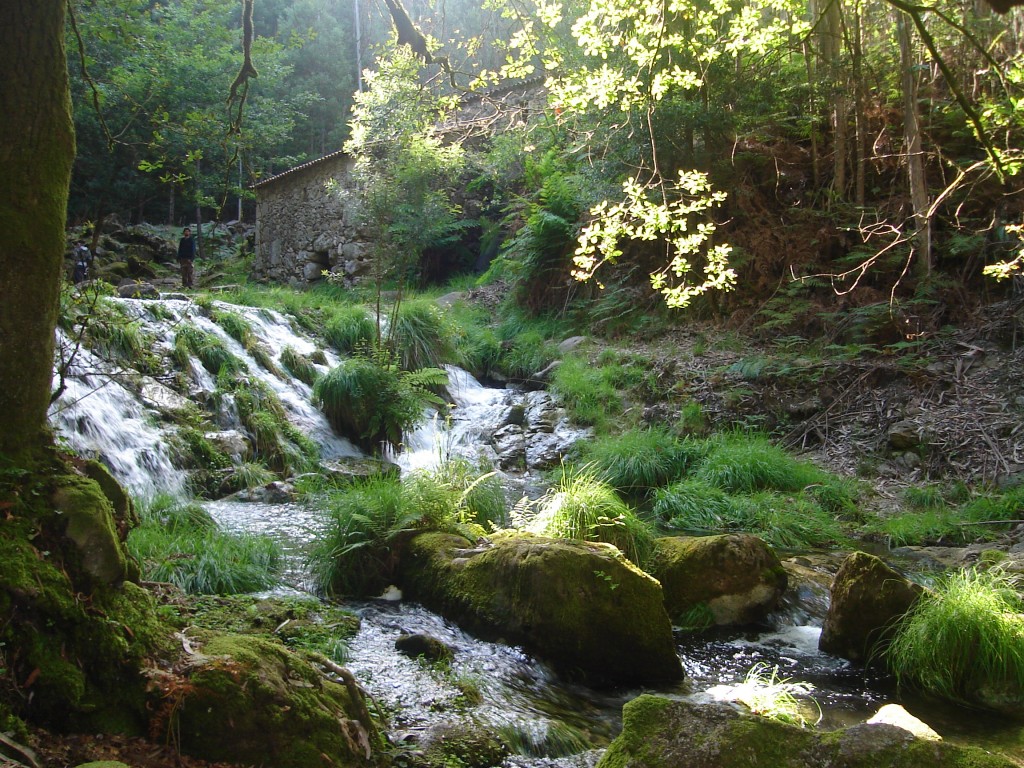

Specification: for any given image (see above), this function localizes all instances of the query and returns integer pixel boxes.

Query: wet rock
[140,378,192,413]
[116,280,159,299]
[490,424,526,469]
[204,430,252,462]
[523,391,560,433]
[867,704,941,741]
[170,633,379,768]
[395,633,454,663]
[649,534,788,627]
[233,480,295,503]
[819,551,924,663]
[318,456,399,482]
[421,721,509,768]
[500,403,527,427]
[596,696,1017,768]
[525,431,567,469]
[399,532,683,687]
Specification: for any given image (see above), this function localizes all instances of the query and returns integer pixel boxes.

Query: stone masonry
[252,151,374,285]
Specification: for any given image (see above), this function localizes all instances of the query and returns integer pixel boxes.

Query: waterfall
[49,296,360,499]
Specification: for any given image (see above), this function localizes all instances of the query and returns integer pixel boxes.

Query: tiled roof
[250,148,348,190]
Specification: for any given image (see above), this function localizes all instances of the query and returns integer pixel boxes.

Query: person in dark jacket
[177,227,196,288]
[72,240,93,284]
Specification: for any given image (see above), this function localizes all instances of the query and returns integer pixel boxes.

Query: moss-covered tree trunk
[0,1,75,456]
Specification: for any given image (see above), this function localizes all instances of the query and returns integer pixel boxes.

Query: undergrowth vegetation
[128,495,281,594]
[308,460,507,597]
[886,568,1024,709]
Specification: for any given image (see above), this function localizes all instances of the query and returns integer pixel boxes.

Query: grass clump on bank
[527,467,656,567]
[886,568,1024,709]
[575,427,707,496]
[309,460,506,597]
[646,431,852,549]
[869,485,1024,546]
[128,495,281,594]
[325,305,376,354]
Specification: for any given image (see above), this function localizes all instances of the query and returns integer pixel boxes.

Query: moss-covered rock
[647,535,788,627]
[421,721,510,768]
[167,633,379,768]
[819,551,924,663]
[398,532,683,687]
[51,473,130,587]
[597,695,1018,768]
[0,454,171,733]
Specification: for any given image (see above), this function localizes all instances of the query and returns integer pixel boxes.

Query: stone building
[251,151,375,285]
[251,78,548,285]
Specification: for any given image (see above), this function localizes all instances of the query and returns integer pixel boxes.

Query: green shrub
[280,346,321,387]
[313,356,446,453]
[886,568,1024,708]
[324,305,376,354]
[307,475,415,597]
[128,495,281,594]
[577,427,706,495]
[696,432,825,494]
[389,298,455,370]
[529,467,655,567]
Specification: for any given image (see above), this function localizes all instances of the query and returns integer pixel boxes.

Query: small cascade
[49,296,361,499]
[49,335,185,500]
[398,365,512,472]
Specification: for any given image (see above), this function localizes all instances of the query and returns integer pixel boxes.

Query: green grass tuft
[576,427,707,495]
[128,495,281,594]
[696,432,825,494]
[529,467,655,567]
[280,346,321,387]
[324,305,376,355]
[389,298,456,370]
[886,568,1024,709]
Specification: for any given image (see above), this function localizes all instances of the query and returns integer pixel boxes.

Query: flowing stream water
[48,295,1024,766]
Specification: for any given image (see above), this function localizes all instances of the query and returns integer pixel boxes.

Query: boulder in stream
[818,550,924,663]
[596,695,1017,768]
[647,534,788,627]
[398,532,684,687]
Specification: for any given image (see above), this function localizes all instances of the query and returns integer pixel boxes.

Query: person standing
[177,227,196,288]
[71,240,93,284]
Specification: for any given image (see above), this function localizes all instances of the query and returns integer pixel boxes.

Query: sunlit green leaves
[573,171,734,308]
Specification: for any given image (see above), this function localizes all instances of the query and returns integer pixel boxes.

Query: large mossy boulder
[596,695,1018,768]
[399,532,683,687]
[647,535,788,627]
[0,454,170,732]
[819,551,924,663]
[167,633,379,768]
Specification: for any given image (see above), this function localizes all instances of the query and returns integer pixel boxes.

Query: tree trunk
[897,11,932,274]
[0,1,75,456]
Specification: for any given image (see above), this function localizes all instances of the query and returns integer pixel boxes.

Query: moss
[647,535,787,627]
[399,532,683,687]
[422,722,511,768]
[171,633,378,768]
[597,696,1019,768]
[51,474,129,587]
[184,595,360,661]
[0,455,172,734]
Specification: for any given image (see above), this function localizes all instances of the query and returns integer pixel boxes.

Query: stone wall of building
[252,79,549,286]
[252,153,374,285]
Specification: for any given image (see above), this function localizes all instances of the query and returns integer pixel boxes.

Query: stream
[49,295,1024,766]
